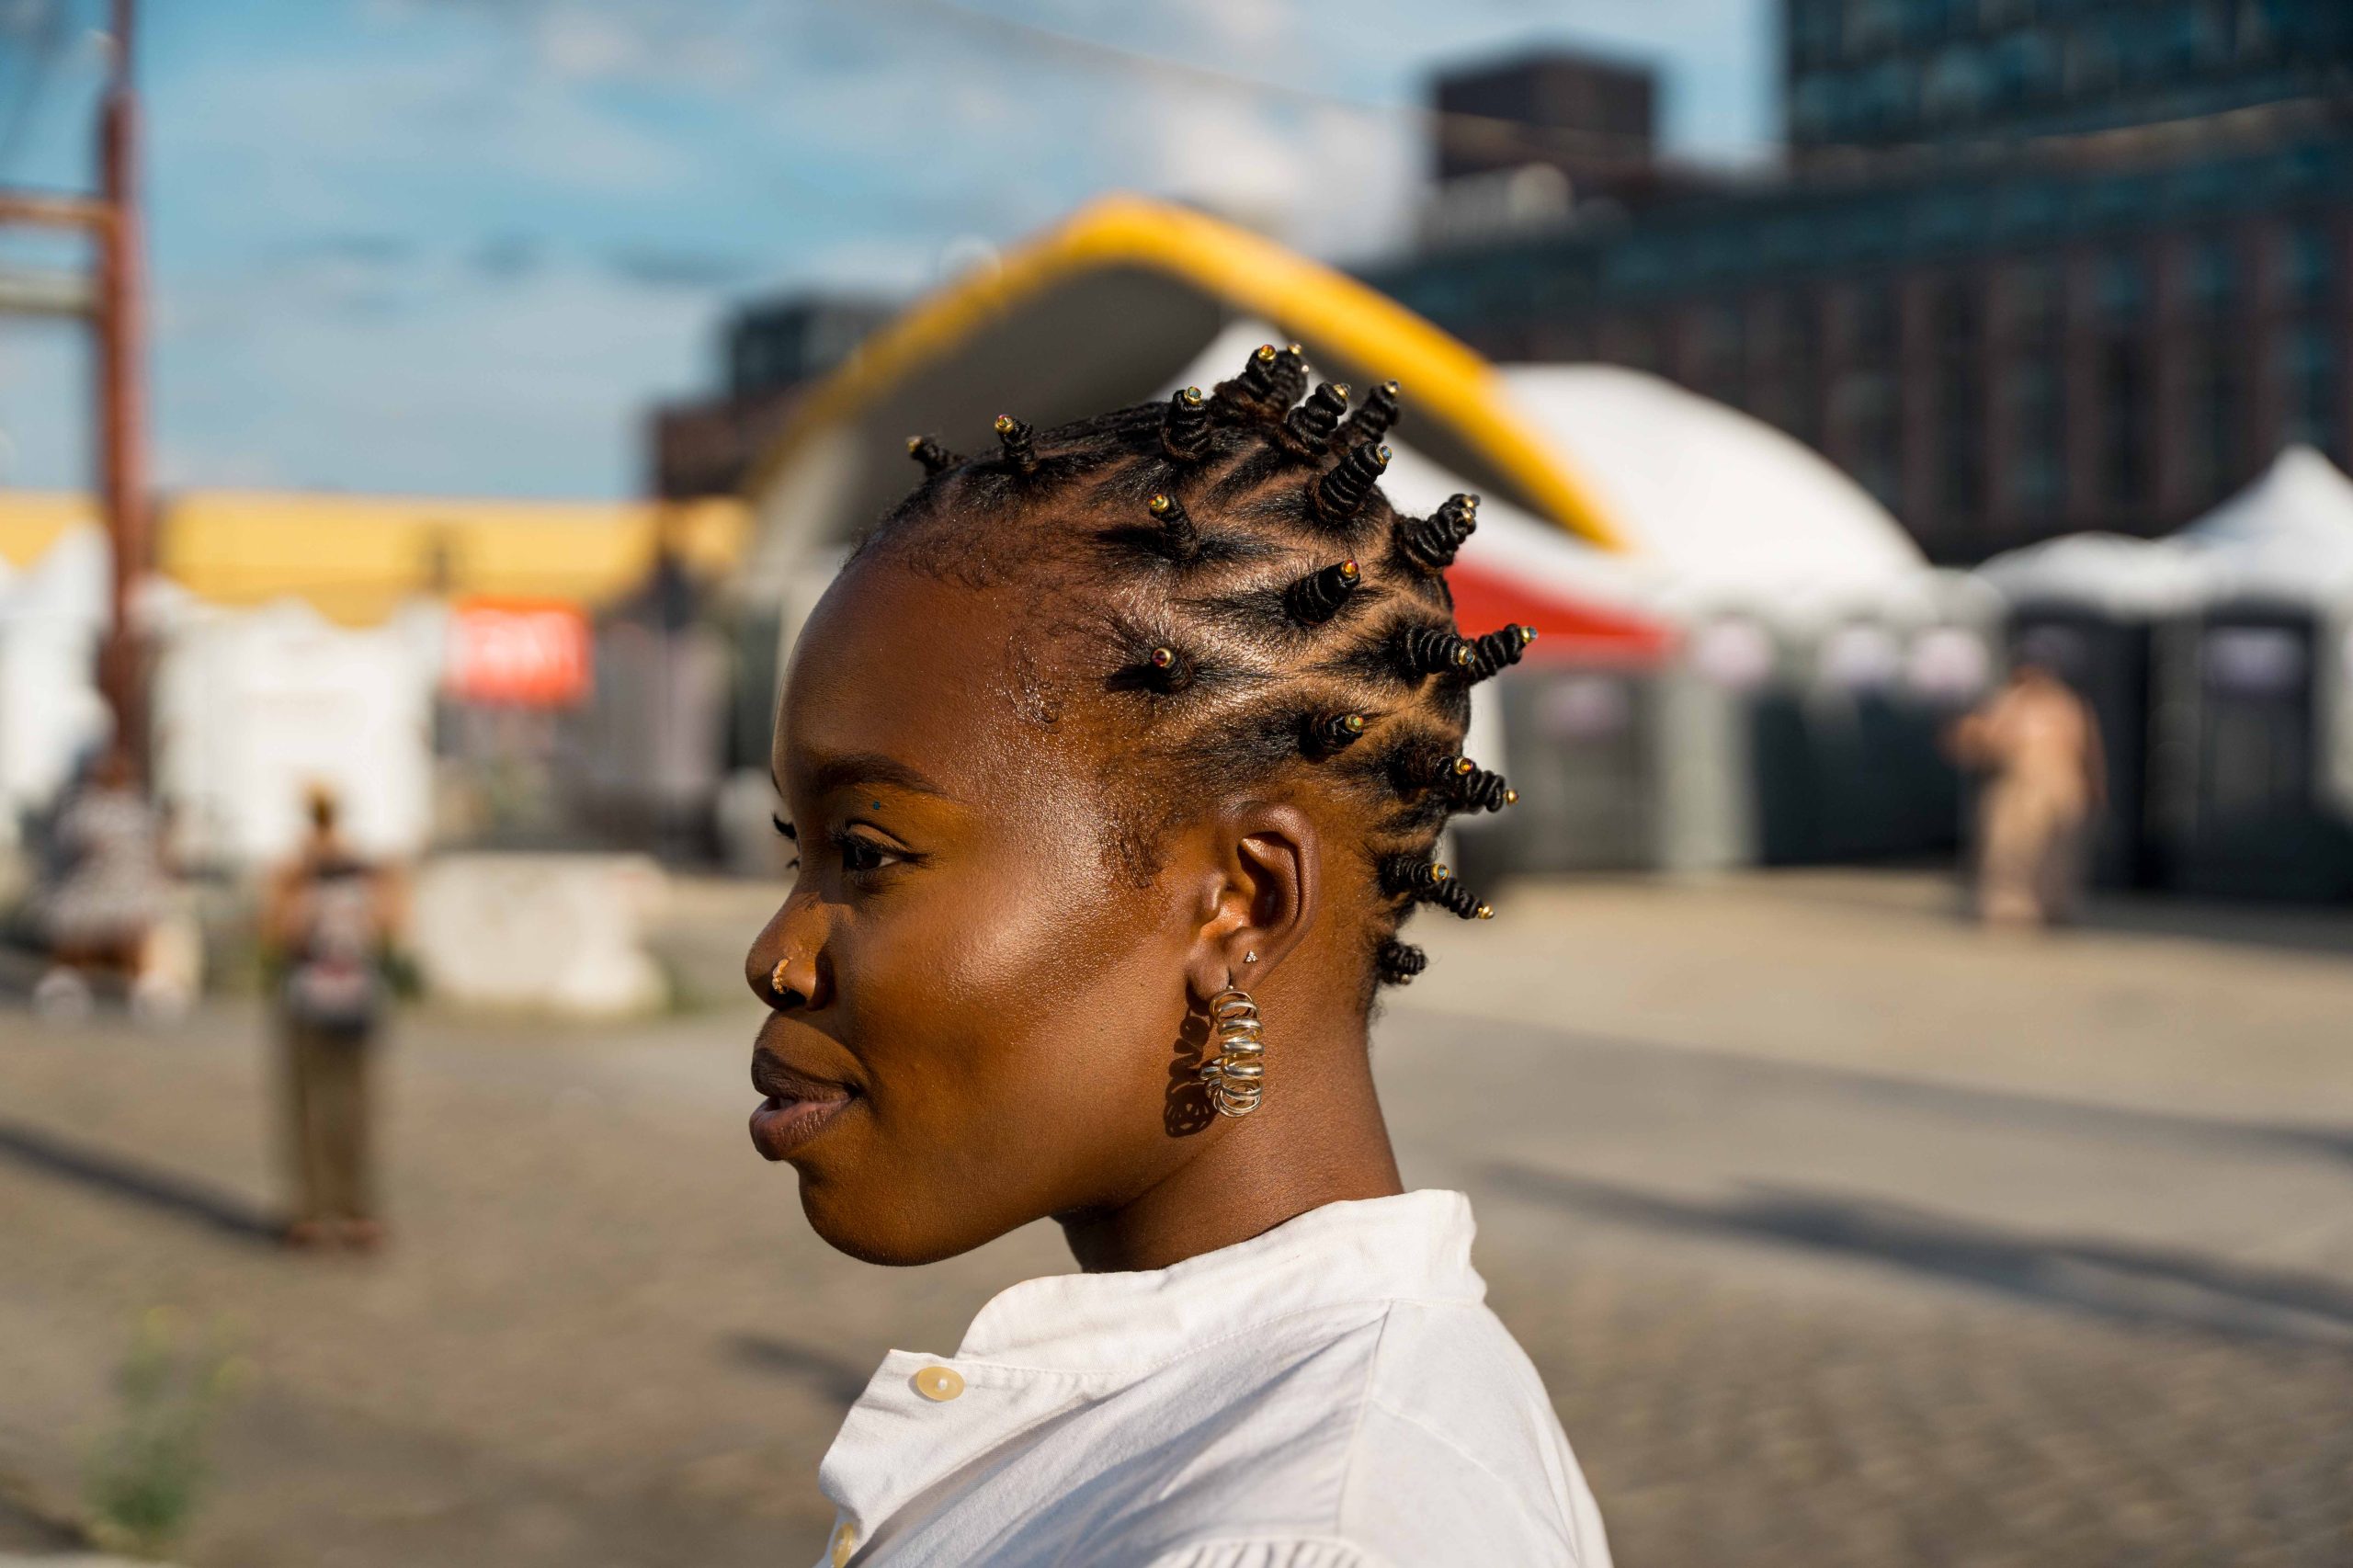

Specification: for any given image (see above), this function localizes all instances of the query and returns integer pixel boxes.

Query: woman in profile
[747,347,1608,1567]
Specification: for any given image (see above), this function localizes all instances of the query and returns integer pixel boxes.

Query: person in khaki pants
[262,787,404,1250]
[1949,662,2107,927]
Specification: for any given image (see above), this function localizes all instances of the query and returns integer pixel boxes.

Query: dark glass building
[1366,1,2353,564]
[650,294,893,500]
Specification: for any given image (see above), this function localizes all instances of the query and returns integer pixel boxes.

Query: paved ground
[3,869,2350,1567]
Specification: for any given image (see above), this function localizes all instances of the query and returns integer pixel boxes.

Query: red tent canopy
[1445,557,1675,667]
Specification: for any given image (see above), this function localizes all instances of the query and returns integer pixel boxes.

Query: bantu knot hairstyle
[1444,756,1516,812]
[1268,343,1309,408]
[1398,494,1478,574]
[1286,558,1361,626]
[856,341,1529,1001]
[1284,381,1349,453]
[1314,441,1389,524]
[1341,381,1401,448]
[1163,385,1211,460]
[995,414,1039,474]
[906,435,960,476]
[1141,491,1200,562]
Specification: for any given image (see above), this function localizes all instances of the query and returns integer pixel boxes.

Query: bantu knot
[1376,939,1427,984]
[1305,710,1367,756]
[1220,343,1282,413]
[1395,623,1476,679]
[1443,756,1515,812]
[1398,494,1480,573]
[1114,642,1194,696]
[1143,492,1200,562]
[994,414,1038,474]
[1430,878,1495,921]
[1285,558,1361,626]
[1284,381,1350,452]
[1467,623,1537,681]
[1163,385,1211,460]
[905,435,959,476]
[1341,380,1401,447]
[1269,343,1309,408]
[1313,442,1389,523]
[1379,854,1452,898]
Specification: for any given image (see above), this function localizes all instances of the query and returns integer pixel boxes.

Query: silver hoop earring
[1199,984,1265,1118]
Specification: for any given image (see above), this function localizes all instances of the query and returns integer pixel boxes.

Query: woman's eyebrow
[807,752,951,801]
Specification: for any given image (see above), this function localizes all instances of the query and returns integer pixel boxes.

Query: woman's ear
[1184,803,1320,1002]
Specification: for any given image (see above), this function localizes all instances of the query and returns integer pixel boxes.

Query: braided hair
[860,343,1530,1004]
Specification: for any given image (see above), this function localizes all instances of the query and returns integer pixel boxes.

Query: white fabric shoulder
[1142,1537,1391,1568]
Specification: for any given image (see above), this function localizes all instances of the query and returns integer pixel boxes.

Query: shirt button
[913,1364,965,1402]
[829,1520,858,1566]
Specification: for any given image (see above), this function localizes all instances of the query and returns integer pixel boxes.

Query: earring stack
[1199,986,1266,1118]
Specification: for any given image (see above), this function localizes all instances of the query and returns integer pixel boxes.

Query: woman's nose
[745,892,828,1008]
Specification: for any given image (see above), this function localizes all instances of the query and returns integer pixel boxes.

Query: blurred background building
[1370,0,2353,564]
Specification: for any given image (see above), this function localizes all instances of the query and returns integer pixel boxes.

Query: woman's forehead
[775,560,1080,800]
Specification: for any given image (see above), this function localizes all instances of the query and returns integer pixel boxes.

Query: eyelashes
[777,814,912,880]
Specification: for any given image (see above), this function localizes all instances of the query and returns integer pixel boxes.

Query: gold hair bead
[1340,712,1365,735]
[904,435,922,453]
[1148,646,1176,669]
[1474,903,1495,920]
[1375,446,1392,465]
[1449,642,1475,668]
[994,414,1016,434]
[1332,382,1350,401]
[1520,625,1539,643]
[1286,341,1303,354]
[1148,493,1174,516]
[1503,788,1519,805]
[1254,344,1277,363]
[1179,385,1202,405]
[1338,559,1360,582]
[1431,861,1452,882]
[1452,756,1475,776]
[1463,494,1481,511]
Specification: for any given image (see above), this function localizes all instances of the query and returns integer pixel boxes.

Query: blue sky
[0,0,1773,498]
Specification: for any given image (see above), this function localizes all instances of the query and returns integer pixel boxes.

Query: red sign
[444,599,591,707]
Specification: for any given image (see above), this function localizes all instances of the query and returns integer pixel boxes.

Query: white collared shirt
[812,1190,1610,1568]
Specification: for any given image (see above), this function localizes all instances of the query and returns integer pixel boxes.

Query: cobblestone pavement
[3,870,2350,1567]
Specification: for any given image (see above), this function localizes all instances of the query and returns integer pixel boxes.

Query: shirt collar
[953,1188,1483,1376]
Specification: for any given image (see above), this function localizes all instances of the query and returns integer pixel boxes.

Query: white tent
[1980,446,2353,615]
[0,526,110,841]
[1502,366,1949,627]
[153,597,441,867]
[2175,444,2353,604]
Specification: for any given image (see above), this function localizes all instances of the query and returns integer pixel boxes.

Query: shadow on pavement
[723,1333,873,1406]
[0,1117,280,1244]
[1490,1162,2353,1347]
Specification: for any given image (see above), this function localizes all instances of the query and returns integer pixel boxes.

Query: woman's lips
[748,1047,857,1162]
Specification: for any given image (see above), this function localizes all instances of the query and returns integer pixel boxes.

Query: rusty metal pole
[95,0,148,782]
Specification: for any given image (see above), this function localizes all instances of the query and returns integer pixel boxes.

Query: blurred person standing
[33,747,174,1019]
[264,785,404,1250]
[1949,663,2106,927]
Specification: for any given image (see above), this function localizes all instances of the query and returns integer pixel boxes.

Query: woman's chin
[796,1174,974,1267]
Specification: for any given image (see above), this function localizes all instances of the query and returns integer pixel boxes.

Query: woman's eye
[832,831,898,876]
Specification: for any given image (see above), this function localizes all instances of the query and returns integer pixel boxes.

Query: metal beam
[0,187,111,231]
[0,267,95,316]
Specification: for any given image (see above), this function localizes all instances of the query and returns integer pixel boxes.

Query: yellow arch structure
[746,195,1625,551]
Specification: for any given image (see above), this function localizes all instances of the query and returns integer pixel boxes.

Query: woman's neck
[1057,1030,1403,1273]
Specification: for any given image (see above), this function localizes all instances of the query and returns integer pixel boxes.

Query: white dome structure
[2176,444,2353,604]
[1501,365,1956,630]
